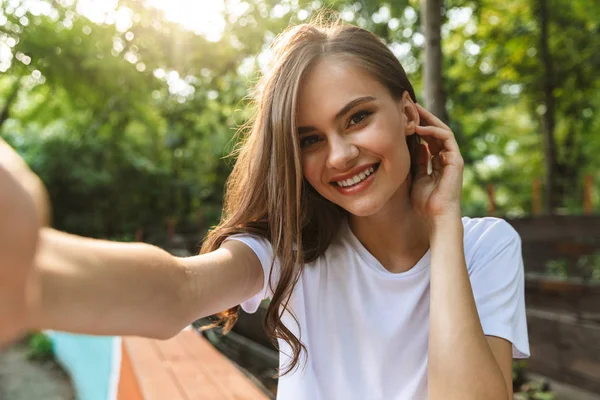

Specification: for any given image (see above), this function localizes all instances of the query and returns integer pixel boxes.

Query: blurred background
[0,0,599,399]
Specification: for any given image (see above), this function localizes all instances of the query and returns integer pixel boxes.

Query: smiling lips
[329,162,380,190]
[334,165,376,187]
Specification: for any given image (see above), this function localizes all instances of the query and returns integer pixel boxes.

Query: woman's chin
[338,200,385,218]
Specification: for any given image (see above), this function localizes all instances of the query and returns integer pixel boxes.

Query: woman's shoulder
[461,216,522,263]
[461,216,520,243]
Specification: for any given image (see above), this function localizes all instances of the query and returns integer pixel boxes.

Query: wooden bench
[117,329,270,400]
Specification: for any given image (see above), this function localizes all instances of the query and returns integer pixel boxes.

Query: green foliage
[26,331,54,362]
[545,258,569,279]
[544,253,600,281]
[0,0,598,238]
[514,381,556,400]
[577,252,600,282]
[513,359,528,387]
[513,360,556,399]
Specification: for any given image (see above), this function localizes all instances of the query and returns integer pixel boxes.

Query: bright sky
[77,0,246,41]
[3,0,240,41]
[0,0,253,94]
[146,0,226,41]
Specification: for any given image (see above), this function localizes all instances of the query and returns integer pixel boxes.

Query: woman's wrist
[426,209,463,234]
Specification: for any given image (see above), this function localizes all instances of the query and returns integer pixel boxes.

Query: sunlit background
[1,0,600,399]
[78,0,231,41]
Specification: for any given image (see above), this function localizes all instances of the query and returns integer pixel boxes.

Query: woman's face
[296,57,419,217]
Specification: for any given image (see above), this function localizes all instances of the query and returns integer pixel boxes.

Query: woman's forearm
[28,228,189,339]
[427,214,507,400]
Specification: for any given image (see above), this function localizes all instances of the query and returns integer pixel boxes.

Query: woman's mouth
[331,163,380,194]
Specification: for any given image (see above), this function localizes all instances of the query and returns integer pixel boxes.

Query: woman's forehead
[296,59,386,124]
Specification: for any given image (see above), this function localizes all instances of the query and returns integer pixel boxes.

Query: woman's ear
[400,91,420,136]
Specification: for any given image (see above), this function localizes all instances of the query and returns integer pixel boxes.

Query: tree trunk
[555,122,584,212]
[420,0,449,123]
[538,0,558,214]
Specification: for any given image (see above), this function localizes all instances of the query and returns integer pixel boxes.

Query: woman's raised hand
[410,104,464,225]
[0,138,49,345]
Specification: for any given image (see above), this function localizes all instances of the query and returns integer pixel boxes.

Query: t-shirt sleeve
[466,218,530,359]
[223,234,278,314]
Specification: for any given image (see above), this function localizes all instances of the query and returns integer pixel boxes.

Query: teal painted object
[47,332,121,400]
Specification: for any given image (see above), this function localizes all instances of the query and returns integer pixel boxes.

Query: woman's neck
[348,184,430,273]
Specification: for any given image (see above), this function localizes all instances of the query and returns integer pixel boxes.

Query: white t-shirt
[226,216,530,400]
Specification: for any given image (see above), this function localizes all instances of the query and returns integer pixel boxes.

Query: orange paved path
[118,330,270,400]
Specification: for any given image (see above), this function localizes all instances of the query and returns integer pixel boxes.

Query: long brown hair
[200,17,421,375]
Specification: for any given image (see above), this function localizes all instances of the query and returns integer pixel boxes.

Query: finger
[432,153,443,172]
[416,127,458,156]
[414,143,430,179]
[419,133,444,155]
[415,103,451,131]
[440,150,464,167]
[415,125,459,155]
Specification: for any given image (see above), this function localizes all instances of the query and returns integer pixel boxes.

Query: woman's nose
[326,135,359,170]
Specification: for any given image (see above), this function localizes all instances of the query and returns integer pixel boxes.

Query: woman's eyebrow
[297,96,376,135]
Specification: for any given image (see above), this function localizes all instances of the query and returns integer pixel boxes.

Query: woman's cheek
[302,155,322,188]
[361,123,391,153]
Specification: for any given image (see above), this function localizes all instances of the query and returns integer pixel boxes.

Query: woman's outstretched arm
[28,230,263,340]
[1,137,264,342]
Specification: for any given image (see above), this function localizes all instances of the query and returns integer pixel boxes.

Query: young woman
[1,21,529,399]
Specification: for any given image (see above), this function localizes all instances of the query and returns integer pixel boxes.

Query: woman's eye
[348,111,371,127]
[300,135,321,149]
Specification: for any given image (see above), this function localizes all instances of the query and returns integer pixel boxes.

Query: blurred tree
[447,0,600,215]
[536,0,557,214]
[0,0,598,239]
[421,0,448,123]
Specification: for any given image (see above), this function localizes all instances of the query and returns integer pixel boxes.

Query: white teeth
[335,165,377,187]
